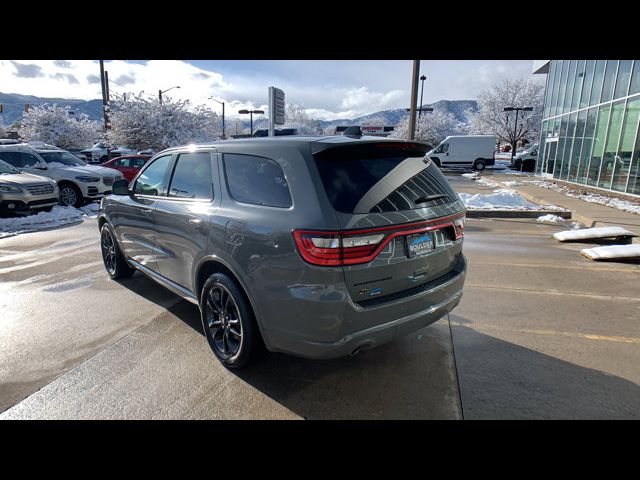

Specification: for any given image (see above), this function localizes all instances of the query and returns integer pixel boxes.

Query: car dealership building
[533,60,640,196]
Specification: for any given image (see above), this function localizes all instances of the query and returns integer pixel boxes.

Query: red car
[102,155,151,182]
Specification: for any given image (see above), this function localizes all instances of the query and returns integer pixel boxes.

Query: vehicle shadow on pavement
[450,314,640,419]
[142,293,462,419]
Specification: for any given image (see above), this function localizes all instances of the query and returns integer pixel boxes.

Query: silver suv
[0,160,59,216]
[98,136,467,368]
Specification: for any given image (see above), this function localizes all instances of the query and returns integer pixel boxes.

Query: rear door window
[0,151,22,168]
[313,144,457,214]
[223,154,292,208]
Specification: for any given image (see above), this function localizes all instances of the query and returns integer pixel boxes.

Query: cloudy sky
[0,60,540,120]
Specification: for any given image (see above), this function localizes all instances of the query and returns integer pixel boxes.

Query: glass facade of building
[536,60,640,196]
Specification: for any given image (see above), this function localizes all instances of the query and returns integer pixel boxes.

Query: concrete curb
[466,210,572,219]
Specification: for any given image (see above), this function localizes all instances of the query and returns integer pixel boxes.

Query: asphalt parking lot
[1,173,639,419]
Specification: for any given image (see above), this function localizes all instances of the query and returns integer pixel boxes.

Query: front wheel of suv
[200,273,261,369]
[59,183,84,208]
[100,224,135,280]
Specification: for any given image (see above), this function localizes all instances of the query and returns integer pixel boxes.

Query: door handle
[141,208,152,214]
[188,218,202,225]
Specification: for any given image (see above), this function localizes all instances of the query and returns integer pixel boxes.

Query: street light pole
[159,85,181,105]
[238,109,265,137]
[408,60,420,141]
[504,106,533,162]
[418,74,427,120]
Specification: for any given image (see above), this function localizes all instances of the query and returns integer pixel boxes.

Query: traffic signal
[0,104,3,113]
[24,104,30,112]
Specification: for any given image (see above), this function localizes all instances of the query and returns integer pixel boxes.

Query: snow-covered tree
[106,93,221,150]
[18,104,100,149]
[467,78,544,152]
[390,109,460,147]
[282,104,321,134]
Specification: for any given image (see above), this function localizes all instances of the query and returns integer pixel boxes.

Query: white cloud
[0,60,540,121]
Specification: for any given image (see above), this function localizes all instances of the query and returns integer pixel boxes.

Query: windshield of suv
[0,159,20,174]
[39,152,87,166]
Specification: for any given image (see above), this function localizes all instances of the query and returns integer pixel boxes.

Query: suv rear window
[313,144,457,214]
[223,154,292,208]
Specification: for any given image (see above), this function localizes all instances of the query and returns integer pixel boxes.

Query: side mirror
[34,164,47,170]
[112,178,130,195]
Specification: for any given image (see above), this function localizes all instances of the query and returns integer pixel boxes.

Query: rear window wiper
[414,194,448,204]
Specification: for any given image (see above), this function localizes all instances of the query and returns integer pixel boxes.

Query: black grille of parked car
[103,176,114,186]
[25,183,55,195]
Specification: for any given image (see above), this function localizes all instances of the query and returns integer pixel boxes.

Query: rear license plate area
[405,232,434,258]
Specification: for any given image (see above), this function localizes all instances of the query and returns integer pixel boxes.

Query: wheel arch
[194,257,263,335]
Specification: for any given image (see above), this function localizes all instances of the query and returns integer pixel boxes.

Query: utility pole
[99,60,109,132]
[407,60,420,140]
[209,97,225,139]
[158,89,163,105]
[105,71,110,102]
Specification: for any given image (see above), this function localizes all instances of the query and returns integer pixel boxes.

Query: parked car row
[0,142,130,213]
[80,142,155,164]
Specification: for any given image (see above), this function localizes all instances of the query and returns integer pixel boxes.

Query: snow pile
[581,244,640,261]
[553,226,637,242]
[537,214,566,223]
[503,180,524,186]
[461,172,500,188]
[525,180,640,215]
[0,203,98,239]
[459,189,540,210]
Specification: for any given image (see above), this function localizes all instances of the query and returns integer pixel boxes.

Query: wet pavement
[1,174,639,419]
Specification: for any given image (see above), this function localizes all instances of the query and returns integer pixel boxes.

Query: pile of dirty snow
[0,203,99,239]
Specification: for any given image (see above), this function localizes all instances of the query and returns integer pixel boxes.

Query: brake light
[293,213,464,267]
[453,216,465,239]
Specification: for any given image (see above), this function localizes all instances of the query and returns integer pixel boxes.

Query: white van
[426,135,496,170]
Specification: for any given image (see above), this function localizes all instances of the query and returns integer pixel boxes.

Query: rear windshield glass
[313,145,457,214]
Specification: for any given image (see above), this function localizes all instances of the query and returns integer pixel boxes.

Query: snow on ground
[461,172,500,188]
[525,180,640,215]
[502,180,525,186]
[0,203,99,239]
[459,188,566,212]
[536,214,566,223]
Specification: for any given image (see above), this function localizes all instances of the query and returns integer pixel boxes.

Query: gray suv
[98,136,467,368]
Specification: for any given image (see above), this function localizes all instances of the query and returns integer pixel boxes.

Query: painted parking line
[466,284,640,302]
[450,320,640,345]
[469,261,639,273]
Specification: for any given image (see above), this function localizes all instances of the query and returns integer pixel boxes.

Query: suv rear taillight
[293,213,465,266]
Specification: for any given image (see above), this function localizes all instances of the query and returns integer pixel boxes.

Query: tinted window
[313,145,456,214]
[168,152,213,199]
[134,155,172,196]
[0,151,22,168]
[22,153,42,167]
[133,158,148,168]
[224,154,292,208]
[39,152,85,166]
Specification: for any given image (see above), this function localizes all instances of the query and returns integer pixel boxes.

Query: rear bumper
[263,255,466,359]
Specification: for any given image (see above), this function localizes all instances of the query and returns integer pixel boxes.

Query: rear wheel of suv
[100,224,135,280]
[59,183,84,208]
[200,273,261,369]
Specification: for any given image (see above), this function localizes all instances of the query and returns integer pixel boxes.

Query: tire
[473,160,486,171]
[200,273,261,369]
[59,183,84,208]
[100,223,135,280]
